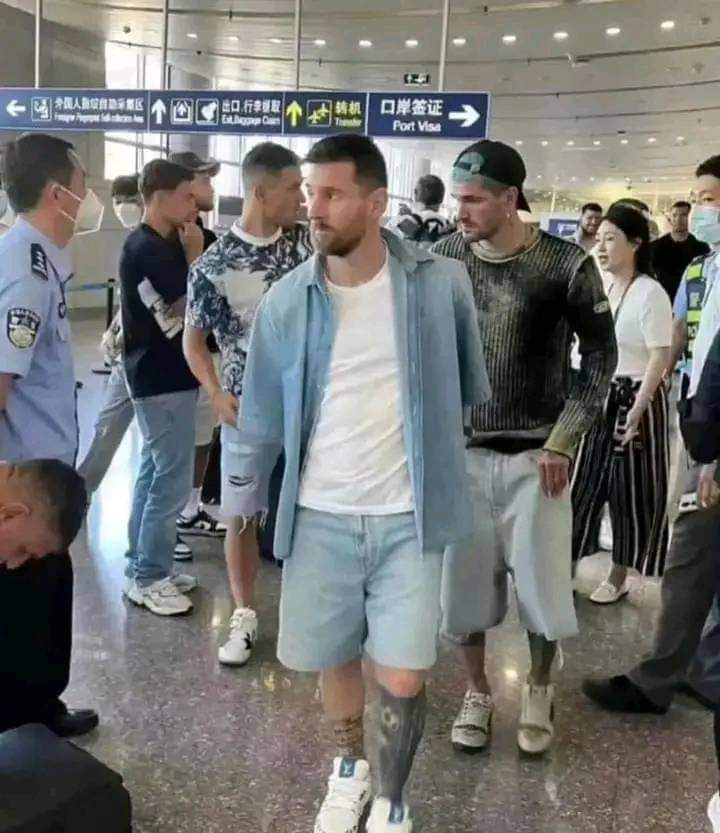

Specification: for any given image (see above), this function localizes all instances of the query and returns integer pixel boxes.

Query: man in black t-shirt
[651,200,710,301]
[120,159,203,617]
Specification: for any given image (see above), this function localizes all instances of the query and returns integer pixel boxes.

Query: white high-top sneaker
[218,608,258,666]
[314,757,372,833]
[518,683,555,755]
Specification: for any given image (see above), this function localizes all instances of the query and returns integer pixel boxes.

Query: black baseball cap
[169,151,220,177]
[452,140,530,212]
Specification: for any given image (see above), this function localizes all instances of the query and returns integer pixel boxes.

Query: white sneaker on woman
[590,578,630,605]
[518,683,555,755]
[314,757,372,833]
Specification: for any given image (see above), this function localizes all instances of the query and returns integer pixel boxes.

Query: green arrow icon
[286,100,303,127]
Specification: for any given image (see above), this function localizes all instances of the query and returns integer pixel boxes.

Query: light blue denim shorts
[278,507,444,672]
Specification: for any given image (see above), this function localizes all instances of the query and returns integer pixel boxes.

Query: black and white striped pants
[571,377,670,577]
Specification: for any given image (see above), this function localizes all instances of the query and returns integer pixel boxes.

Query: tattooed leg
[377,682,428,803]
[333,713,365,759]
[321,659,366,759]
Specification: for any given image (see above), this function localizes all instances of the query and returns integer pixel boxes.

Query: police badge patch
[30,243,49,281]
[7,307,41,349]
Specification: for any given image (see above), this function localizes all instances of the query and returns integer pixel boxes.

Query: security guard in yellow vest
[669,252,717,390]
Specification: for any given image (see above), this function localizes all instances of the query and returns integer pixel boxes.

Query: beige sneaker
[518,683,555,755]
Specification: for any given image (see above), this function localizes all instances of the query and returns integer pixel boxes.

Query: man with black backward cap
[433,139,617,757]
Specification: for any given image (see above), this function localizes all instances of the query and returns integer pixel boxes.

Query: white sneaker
[451,690,493,752]
[173,535,193,561]
[124,577,193,616]
[708,792,720,833]
[518,683,555,756]
[314,757,372,833]
[170,573,198,594]
[590,578,630,605]
[218,607,258,666]
[366,798,413,833]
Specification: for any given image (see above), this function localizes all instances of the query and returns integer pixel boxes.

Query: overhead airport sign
[367,92,490,139]
[403,73,431,86]
[0,87,491,140]
[0,88,147,131]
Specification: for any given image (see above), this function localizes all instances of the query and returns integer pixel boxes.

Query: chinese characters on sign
[0,87,491,140]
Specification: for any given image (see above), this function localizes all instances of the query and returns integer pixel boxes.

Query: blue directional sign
[282,91,367,136]
[148,90,284,134]
[0,87,491,140]
[0,88,147,131]
[368,92,490,140]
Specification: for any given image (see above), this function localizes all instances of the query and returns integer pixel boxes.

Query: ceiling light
[405,38,419,48]
[541,140,549,147]
[621,138,629,144]
[536,174,543,179]
[677,135,686,142]
[660,20,676,31]
[502,34,517,45]
[590,177,596,182]
[567,140,575,146]
[313,38,326,46]
[515,140,523,146]
[648,136,657,143]
[358,39,373,48]
[571,176,578,181]
[186,32,198,39]
[229,35,239,42]
[553,31,569,41]
[593,140,601,146]
[270,37,283,44]
[452,37,467,46]
[606,26,621,37]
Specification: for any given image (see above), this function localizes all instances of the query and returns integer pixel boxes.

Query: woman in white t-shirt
[572,204,672,604]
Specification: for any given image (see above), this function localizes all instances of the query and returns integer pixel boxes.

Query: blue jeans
[125,389,197,584]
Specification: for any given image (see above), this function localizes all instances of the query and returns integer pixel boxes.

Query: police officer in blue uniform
[0,133,104,737]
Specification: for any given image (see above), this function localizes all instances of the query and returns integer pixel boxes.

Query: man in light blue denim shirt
[231,135,489,833]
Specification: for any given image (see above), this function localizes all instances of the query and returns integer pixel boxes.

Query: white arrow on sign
[449,104,480,129]
[151,99,167,125]
[6,100,27,118]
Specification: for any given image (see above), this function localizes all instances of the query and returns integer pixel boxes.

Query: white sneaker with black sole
[173,535,193,561]
[451,690,494,752]
[518,683,555,756]
[218,607,258,666]
[366,798,413,833]
[176,509,227,538]
[314,757,372,833]
[124,577,193,616]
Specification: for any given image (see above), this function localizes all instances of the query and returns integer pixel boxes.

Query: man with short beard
[433,140,617,758]
[229,134,489,833]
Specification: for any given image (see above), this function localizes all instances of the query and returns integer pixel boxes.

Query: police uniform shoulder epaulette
[29,243,49,281]
[689,252,712,267]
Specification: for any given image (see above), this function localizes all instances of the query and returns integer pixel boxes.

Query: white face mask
[114,201,142,229]
[690,204,720,246]
[56,184,105,235]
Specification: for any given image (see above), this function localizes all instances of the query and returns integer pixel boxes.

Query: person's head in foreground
[304,134,388,257]
[0,459,87,570]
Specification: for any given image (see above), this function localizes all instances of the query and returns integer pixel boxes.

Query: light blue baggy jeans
[125,389,197,584]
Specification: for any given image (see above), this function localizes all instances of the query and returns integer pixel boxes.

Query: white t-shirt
[297,253,413,515]
[609,274,672,380]
[689,250,720,396]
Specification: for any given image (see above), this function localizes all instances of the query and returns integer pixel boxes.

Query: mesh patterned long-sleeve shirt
[432,229,617,459]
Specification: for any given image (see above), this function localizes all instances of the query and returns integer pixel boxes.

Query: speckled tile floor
[64,313,716,833]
